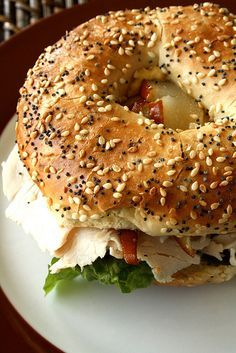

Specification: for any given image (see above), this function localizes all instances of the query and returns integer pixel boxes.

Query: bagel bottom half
[161,265,236,287]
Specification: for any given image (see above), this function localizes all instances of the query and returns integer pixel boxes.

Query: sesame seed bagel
[16,2,236,238]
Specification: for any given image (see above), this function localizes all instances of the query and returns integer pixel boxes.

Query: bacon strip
[119,230,139,265]
[130,80,164,124]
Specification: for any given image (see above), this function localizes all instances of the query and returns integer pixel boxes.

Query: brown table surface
[0,0,235,352]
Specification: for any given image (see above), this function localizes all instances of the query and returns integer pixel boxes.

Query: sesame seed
[105,104,112,111]
[213,50,220,57]
[103,183,112,190]
[113,138,121,144]
[72,213,80,220]
[90,214,100,220]
[197,132,203,141]
[94,186,100,194]
[67,113,75,120]
[191,181,199,191]
[206,156,212,166]
[73,197,81,205]
[151,32,157,42]
[113,192,122,199]
[86,181,94,188]
[92,83,98,91]
[199,200,207,207]
[112,164,121,173]
[66,153,75,160]
[118,47,124,55]
[179,185,188,192]
[45,114,52,123]
[208,69,216,77]
[216,156,226,163]
[167,170,176,176]
[160,188,167,197]
[49,166,56,174]
[213,135,221,142]
[213,85,220,91]
[30,131,38,139]
[208,148,213,156]
[208,54,216,62]
[87,163,95,169]
[79,95,87,103]
[74,123,80,131]
[190,211,197,220]
[98,136,105,145]
[81,116,89,124]
[55,113,63,120]
[211,202,219,210]
[105,142,110,150]
[163,181,173,188]
[111,117,120,122]
[32,158,37,166]
[137,163,143,172]
[104,68,110,76]
[220,180,229,187]
[198,183,206,195]
[225,166,233,171]
[68,176,77,184]
[199,151,205,160]
[80,129,89,135]
[190,165,200,177]
[116,183,126,192]
[61,130,70,137]
[132,195,141,203]
[169,218,177,226]
[79,214,88,222]
[143,158,152,165]
[160,197,166,206]
[210,181,218,189]
[189,150,196,159]
[218,78,227,86]
[87,54,95,60]
[85,187,93,195]
[227,205,232,215]
[167,159,175,166]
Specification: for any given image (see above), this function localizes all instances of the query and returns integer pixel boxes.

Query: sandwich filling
[3,145,236,291]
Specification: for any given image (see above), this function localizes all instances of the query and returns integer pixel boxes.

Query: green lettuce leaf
[44,256,154,294]
[43,257,81,294]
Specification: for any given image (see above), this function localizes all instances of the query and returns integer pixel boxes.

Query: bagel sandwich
[2,2,236,293]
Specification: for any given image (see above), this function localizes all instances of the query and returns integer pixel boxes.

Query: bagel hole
[128,79,207,130]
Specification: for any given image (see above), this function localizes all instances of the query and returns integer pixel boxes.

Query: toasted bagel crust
[17,3,236,237]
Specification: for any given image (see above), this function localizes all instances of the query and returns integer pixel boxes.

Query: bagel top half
[16,2,236,237]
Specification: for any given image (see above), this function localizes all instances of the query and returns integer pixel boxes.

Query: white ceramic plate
[1,117,236,353]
